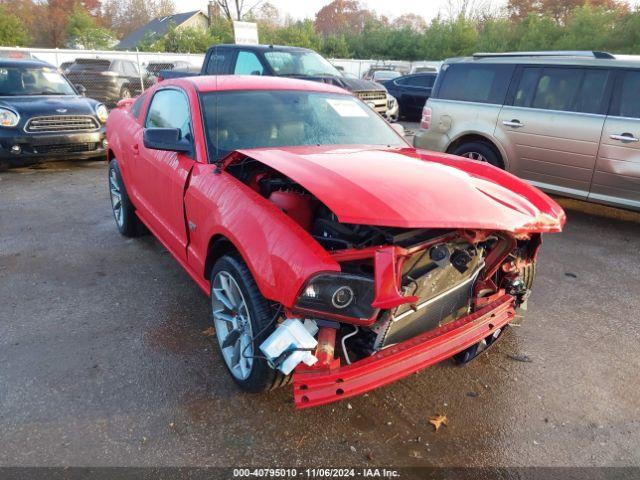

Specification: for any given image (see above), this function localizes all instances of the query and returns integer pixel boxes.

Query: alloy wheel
[109,168,124,228]
[211,270,254,380]
[461,151,488,162]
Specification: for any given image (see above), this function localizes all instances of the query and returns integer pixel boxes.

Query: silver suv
[414,51,640,211]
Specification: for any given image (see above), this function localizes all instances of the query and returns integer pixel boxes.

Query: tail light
[420,106,432,130]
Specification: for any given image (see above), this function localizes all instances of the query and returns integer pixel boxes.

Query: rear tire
[452,141,504,169]
[120,86,132,100]
[209,255,290,393]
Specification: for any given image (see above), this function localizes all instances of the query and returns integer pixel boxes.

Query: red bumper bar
[293,295,516,409]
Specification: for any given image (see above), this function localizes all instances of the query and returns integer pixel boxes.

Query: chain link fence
[0,46,441,107]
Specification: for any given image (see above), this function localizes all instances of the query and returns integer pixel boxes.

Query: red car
[106,76,565,409]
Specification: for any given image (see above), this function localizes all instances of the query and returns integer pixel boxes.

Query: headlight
[387,94,397,109]
[0,108,19,127]
[295,273,376,320]
[96,104,108,124]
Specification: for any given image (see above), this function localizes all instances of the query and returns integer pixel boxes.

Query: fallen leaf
[428,414,448,432]
[506,353,532,363]
[201,326,216,337]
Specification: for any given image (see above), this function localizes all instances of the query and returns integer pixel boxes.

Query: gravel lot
[1,154,639,469]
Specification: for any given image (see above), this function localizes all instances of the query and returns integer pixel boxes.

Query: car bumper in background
[413,128,450,152]
[293,294,516,409]
[0,128,106,164]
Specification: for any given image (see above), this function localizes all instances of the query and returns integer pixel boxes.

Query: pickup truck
[159,44,393,117]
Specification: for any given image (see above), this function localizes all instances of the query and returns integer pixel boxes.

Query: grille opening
[25,115,99,133]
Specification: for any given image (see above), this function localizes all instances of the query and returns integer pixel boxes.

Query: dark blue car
[0,59,107,170]
[383,73,438,121]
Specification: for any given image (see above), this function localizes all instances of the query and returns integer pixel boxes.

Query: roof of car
[181,75,351,95]
[0,58,55,69]
[214,44,312,53]
[446,51,640,69]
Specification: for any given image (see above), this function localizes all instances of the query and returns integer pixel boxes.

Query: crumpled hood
[233,145,566,234]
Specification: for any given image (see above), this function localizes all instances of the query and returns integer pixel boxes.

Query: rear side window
[206,47,231,74]
[437,64,513,104]
[146,89,191,140]
[405,75,435,87]
[616,71,640,119]
[514,67,609,114]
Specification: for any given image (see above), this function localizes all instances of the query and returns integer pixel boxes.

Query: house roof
[116,10,205,50]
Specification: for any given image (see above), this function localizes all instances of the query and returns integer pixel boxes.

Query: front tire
[452,141,504,169]
[210,255,289,393]
[108,159,142,237]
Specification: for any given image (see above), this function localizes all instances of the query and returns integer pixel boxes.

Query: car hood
[338,76,386,92]
[232,146,565,234]
[0,95,98,117]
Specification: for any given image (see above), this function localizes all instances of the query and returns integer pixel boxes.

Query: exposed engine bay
[226,155,539,371]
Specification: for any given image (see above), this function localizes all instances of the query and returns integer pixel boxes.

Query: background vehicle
[414,51,640,211]
[383,72,437,120]
[145,60,194,83]
[0,59,107,170]
[106,75,563,409]
[371,70,401,83]
[65,58,145,107]
[362,65,406,81]
[159,44,390,116]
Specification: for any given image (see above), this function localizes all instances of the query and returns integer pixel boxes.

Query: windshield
[0,67,76,96]
[264,51,342,77]
[201,90,406,161]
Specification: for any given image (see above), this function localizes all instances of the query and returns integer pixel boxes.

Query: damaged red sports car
[106,76,565,409]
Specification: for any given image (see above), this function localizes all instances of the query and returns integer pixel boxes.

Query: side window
[531,68,582,111]
[515,67,609,114]
[617,71,640,119]
[110,61,122,74]
[405,75,434,87]
[123,61,139,76]
[437,64,514,104]
[145,89,191,140]
[234,51,264,75]
[206,48,230,74]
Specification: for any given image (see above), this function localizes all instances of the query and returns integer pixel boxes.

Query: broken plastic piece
[260,319,318,375]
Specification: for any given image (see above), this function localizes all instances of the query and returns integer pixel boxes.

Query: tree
[507,0,627,23]
[66,7,115,49]
[0,5,31,46]
[214,0,265,21]
[392,13,427,32]
[314,0,373,36]
[163,24,212,53]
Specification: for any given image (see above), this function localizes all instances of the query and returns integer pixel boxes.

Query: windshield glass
[201,90,406,161]
[0,67,76,96]
[264,51,342,77]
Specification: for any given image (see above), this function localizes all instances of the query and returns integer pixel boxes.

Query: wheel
[210,255,289,392]
[108,159,143,237]
[452,141,504,169]
[120,86,132,100]
[454,326,506,364]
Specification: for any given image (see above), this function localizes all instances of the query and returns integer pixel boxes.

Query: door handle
[503,120,524,128]
[610,133,639,143]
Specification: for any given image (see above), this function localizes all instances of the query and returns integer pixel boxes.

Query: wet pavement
[0,159,639,468]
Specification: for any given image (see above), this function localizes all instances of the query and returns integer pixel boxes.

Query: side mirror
[143,128,192,154]
[75,84,87,96]
[390,123,405,136]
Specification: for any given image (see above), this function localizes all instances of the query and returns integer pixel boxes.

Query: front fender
[185,163,340,307]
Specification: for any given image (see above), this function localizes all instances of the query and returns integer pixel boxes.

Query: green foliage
[66,7,115,50]
[163,25,213,53]
[0,6,31,47]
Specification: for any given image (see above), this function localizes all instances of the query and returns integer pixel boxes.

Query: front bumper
[0,129,106,164]
[293,294,516,409]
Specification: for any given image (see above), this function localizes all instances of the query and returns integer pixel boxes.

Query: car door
[402,74,435,118]
[495,66,611,198]
[591,69,640,209]
[133,88,196,262]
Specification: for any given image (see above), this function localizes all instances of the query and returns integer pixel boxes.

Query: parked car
[65,58,144,107]
[106,75,564,408]
[414,50,640,211]
[145,60,194,83]
[362,66,405,81]
[371,70,401,83]
[159,44,390,117]
[0,59,107,171]
[383,72,438,120]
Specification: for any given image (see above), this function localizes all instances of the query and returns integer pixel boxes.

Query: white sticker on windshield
[326,98,368,117]
[42,72,64,83]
